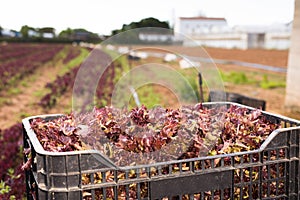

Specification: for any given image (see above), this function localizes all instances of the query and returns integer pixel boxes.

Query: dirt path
[0,59,65,129]
[136,45,289,68]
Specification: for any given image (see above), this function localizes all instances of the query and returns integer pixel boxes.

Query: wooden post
[285,0,300,110]
[198,72,204,102]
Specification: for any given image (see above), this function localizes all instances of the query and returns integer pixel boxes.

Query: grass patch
[113,56,131,83]
[0,97,12,106]
[220,70,286,89]
[183,75,200,101]
[52,46,69,62]
[129,85,161,109]
[104,50,161,109]
[111,54,202,107]
[104,49,131,84]
[260,75,286,89]
[19,112,31,119]
[28,74,37,82]
[7,87,22,95]
[33,89,49,98]
[221,71,254,84]
[20,80,29,87]
[7,75,19,85]
[59,48,90,76]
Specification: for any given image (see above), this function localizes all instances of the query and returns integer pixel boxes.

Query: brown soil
[204,47,288,67]
[0,60,70,129]
[140,45,289,68]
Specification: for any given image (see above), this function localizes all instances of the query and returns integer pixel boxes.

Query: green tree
[139,17,170,28]
[58,28,73,38]
[111,17,171,44]
[39,27,55,35]
[0,26,2,37]
[20,25,35,38]
[112,17,170,35]
[58,28,101,43]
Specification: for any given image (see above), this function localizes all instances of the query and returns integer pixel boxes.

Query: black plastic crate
[208,91,266,110]
[22,102,300,200]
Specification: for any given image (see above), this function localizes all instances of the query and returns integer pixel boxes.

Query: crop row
[40,48,117,109]
[0,44,65,90]
[0,44,86,198]
[40,66,80,108]
[0,123,25,199]
[39,46,82,107]
[0,43,50,62]
[62,45,82,64]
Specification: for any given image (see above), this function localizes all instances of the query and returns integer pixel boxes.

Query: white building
[175,16,292,49]
[176,17,229,37]
[42,32,55,38]
[234,23,292,49]
[28,30,39,37]
[175,16,236,47]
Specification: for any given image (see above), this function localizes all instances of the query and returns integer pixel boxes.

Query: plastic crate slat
[117,177,150,185]
[81,182,117,190]
[149,170,232,199]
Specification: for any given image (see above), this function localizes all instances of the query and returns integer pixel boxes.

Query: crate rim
[22,101,300,170]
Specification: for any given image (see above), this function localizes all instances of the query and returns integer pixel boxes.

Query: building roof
[179,17,226,21]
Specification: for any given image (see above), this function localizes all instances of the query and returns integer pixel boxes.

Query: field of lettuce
[0,43,123,198]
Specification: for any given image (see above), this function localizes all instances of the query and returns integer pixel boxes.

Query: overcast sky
[0,0,295,35]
